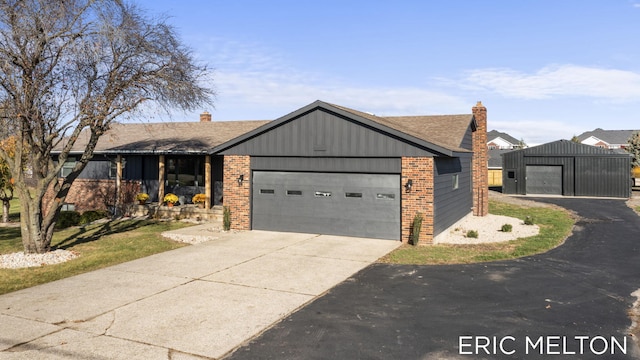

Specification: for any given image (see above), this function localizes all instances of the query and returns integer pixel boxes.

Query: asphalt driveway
[225,198,640,360]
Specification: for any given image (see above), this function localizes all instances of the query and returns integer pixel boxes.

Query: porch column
[158,155,165,203]
[205,155,211,209]
[115,155,123,214]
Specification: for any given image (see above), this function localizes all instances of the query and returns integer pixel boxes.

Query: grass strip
[379,200,574,265]
[0,217,190,295]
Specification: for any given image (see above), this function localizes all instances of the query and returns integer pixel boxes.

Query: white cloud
[460,65,640,101]
[214,71,469,116]
[489,119,578,146]
[197,38,471,118]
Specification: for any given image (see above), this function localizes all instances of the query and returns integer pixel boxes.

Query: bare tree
[0,136,17,223]
[0,0,213,253]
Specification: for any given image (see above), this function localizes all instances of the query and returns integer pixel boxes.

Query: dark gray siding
[123,156,143,179]
[141,156,159,201]
[502,140,632,198]
[77,156,112,179]
[503,154,576,196]
[460,126,474,151]
[221,109,438,157]
[433,156,473,236]
[575,157,631,198]
[251,157,401,174]
[524,140,614,155]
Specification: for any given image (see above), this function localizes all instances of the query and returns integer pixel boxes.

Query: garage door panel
[252,171,400,240]
[526,165,562,195]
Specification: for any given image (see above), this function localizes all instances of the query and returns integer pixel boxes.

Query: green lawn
[1,197,576,294]
[0,199,190,295]
[380,200,575,265]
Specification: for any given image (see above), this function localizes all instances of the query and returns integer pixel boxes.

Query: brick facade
[472,101,489,216]
[401,157,434,244]
[43,179,141,213]
[223,155,251,230]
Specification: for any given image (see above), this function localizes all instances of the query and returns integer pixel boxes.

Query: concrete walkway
[0,229,400,359]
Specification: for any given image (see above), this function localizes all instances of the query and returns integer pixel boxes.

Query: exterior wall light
[237,174,244,185]
[404,179,413,192]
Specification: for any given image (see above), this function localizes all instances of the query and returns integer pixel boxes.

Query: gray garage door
[252,171,400,240]
[526,165,563,195]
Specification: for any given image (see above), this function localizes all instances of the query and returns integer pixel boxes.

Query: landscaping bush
[223,206,231,231]
[56,211,81,229]
[466,230,479,238]
[524,216,535,225]
[79,210,110,225]
[501,224,513,232]
[410,212,424,246]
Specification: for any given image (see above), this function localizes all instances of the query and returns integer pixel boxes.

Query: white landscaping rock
[0,249,79,269]
[433,214,540,244]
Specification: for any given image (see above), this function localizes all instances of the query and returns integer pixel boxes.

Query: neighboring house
[502,140,632,198]
[51,100,489,244]
[487,149,512,187]
[487,130,522,150]
[576,128,638,149]
[486,130,523,186]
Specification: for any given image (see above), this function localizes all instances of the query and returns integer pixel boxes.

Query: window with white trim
[60,160,76,178]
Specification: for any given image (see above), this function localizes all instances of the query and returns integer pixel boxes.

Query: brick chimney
[200,111,212,122]
[472,101,488,216]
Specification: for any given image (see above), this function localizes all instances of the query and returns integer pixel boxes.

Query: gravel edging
[0,249,79,269]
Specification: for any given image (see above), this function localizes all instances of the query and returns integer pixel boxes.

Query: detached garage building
[502,140,632,198]
[216,100,489,243]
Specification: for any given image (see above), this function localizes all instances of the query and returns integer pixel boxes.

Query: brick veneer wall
[472,101,489,216]
[223,155,251,230]
[401,157,434,244]
[43,179,141,213]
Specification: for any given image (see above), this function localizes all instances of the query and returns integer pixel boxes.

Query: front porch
[113,154,224,211]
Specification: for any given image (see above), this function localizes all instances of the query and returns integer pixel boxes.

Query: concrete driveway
[0,230,400,359]
[225,198,640,360]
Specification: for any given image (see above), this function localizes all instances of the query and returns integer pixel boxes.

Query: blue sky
[135,0,640,145]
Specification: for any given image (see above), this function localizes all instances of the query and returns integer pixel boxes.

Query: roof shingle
[60,101,477,155]
[63,120,271,154]
[329,103,473,152]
